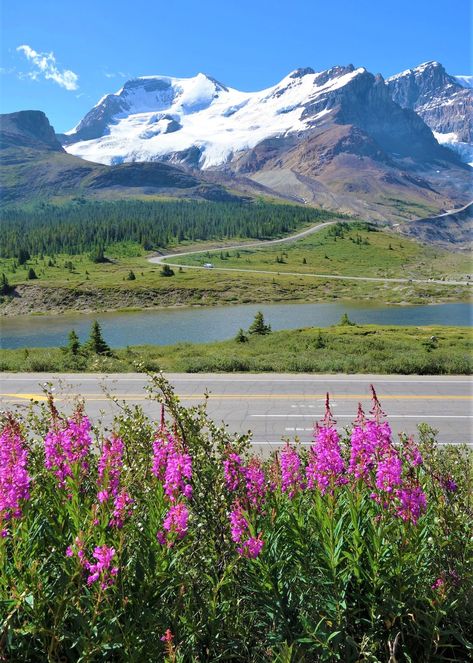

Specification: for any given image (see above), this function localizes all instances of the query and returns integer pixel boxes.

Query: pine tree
[0,273,12,295]
[67,330,81,355]
[27,267,38,280]
[127,270,136,280]
[86,321,112,355]
[339,313,354,326]
[248,311,271,336]
[235,328,248,343]
[160,264,175,277]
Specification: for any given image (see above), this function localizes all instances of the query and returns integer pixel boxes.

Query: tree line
[0,199,336,259]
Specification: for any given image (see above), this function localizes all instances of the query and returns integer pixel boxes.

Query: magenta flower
[164,448,192,502]
[97,435,124,501]
[238,535,264,558]
[44,411,92,488]
[223,452,243,491]
[161,503,189,541]
[349,420,380,480]
[280,444,303,497]
[396,485,427,524]
[307,425,346,494]
[243,458,266,508]
[0,419,31,535]
[86,544,118,589]
[152,429,173,480]
[375,452,402,494]
[229,502,248,543]
[109,489,133,529]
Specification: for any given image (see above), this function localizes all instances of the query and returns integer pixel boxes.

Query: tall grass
[1,376,472,661]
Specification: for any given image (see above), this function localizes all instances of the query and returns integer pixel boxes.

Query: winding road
[148,220,470,287]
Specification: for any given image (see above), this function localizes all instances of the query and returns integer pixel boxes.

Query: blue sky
[1,0,471,132]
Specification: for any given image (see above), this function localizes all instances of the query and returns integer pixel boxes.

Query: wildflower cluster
[96,435,133,528]
[67,537,118,589]
[224,450,267,557]
[307,398,346,494]
[44,406,92,489]
[153,413,192,545]
[0,418,31,537]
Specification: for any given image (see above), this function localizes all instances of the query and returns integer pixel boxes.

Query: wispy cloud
[103,70,130,79]
[16,44,78,90]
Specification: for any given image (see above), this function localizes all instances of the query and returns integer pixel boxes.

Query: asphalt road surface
[1,373,471,451]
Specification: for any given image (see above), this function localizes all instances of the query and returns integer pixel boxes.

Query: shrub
[160,264,175,277]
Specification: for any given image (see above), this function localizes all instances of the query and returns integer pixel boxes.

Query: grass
[167,222,472,281]
[1,324,471,374]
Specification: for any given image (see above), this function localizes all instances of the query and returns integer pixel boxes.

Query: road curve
[148,221,470,287]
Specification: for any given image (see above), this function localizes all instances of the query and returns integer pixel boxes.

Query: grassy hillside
[168,222,472,281]
[1,324,470,374]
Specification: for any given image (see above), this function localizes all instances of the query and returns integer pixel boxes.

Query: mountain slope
[386,61,473,164]
[62,66,471,223]
[0,111,252,204]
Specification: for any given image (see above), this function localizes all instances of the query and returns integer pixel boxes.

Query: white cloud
[16,44,78,91]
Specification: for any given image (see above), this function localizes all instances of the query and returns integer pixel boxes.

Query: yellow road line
[1,392,471,402]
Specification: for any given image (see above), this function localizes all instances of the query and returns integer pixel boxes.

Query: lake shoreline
[1,323,471,374]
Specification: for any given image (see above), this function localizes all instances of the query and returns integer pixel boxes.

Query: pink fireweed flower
[396,484,427,524]
[238,535,264,558]
[375,452,402,494]
[223,452,243,491]
[402,436,423,468]
[109,489,133,529]
[44,409,92,488]
[97,435,124,500]
[86,544,118,589]
[280,444,303,497]
[162,502,189,540]
[243,458,266,508]
[432,577,445,591]
[349,419,380,480]
[164,448,192,502]
[152,429,173,480]
[229,502,248,543]
[0,419,31,533]
[307,424,346,494]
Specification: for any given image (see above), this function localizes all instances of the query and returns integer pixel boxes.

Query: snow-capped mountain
[386,61,473,165]
[64,66,364,168]
[58,63,472,222]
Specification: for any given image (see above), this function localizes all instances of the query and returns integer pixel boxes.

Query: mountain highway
[1,373,471,450]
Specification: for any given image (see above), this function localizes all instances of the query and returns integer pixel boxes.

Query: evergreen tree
[248,311,271,336]
[160,264,175,277]
[235,328,248,343]
[339,312,355,326]
[0,273,12,295]
[67,330,81,355]
[17,248,30,265]
[86,321,112,355]
[127,270,136,280]
[27,267,38,280]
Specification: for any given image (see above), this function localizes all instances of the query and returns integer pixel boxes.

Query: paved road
[148,221,470,287]
[1,373,471,450]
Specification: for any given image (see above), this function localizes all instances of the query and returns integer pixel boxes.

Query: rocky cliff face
[0,111,64,151]
[386,61,472,163]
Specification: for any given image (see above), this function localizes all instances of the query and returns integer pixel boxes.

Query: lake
[1,301,471,350]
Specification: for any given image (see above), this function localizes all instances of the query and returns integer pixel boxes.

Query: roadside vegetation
[1,376,471,661]
[1,321,470,374]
